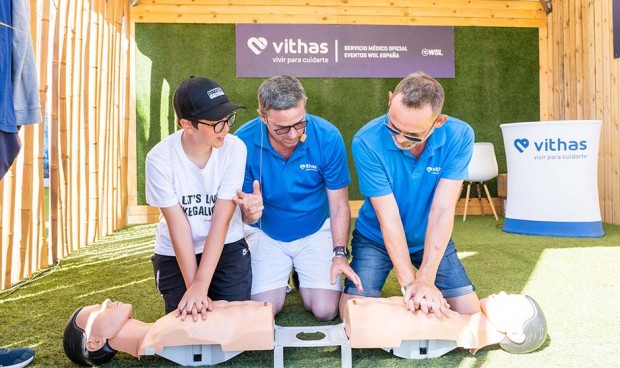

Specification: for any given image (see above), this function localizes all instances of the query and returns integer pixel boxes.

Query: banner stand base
[503,218,604,238]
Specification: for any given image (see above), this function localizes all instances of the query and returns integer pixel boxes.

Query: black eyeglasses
[383,111,438,143]
[266,117,308,135]
[194,112,237,133]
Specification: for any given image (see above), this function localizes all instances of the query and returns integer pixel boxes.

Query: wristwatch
[332,246,350,260]
[400,282,412,296]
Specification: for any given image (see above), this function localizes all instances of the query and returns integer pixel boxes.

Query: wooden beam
[130,0,546,27]
[127,199,504,224]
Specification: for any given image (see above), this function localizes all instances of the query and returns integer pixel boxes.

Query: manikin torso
[138,301,275,355]
[343,297,506,352]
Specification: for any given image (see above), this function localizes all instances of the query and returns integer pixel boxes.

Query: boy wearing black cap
[145,76,253,321]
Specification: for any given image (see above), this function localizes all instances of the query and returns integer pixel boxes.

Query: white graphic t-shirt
[146,130,246,256]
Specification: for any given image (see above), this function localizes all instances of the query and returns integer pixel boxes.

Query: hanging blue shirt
[352,114,474,254]
[235,114,350,242]
[0,0,17,134]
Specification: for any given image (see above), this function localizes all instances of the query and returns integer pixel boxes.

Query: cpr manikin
[64,292,546,366]
[343,292,547,359]
[63,300,274,366]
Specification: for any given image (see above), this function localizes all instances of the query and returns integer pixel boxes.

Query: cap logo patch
[207,87,225,99]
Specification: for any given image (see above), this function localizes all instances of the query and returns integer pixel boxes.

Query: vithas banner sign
[236,24,454,78]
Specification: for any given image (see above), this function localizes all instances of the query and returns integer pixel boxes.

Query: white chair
[462,142,499,221]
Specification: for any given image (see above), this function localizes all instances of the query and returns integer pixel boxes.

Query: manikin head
[480,292,547,353]
[63,300,133,366]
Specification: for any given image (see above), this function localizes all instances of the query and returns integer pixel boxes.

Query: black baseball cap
[173,76,245,121]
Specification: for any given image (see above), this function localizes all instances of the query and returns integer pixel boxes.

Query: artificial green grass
[1,216,619,367]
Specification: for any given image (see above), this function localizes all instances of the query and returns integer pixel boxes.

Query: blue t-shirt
[353,114,474,253]
[235,114,351,242]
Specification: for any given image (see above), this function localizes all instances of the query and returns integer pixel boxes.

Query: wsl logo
[514,138,587,153]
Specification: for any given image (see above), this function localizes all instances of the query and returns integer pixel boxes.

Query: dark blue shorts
[0,130,20,180]
[343,229,475,298]
[151,238,252,314]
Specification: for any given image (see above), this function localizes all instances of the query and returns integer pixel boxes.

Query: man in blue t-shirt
[341,72,480,318]
[235,75,362,321]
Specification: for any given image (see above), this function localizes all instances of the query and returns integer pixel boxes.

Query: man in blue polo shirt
[341,71,480,318]
[234,75,362,321]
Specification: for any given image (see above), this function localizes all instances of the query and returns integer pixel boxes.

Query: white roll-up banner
[500,120,604,237]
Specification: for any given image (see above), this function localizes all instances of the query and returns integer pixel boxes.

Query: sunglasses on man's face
[383,112,439,143]
[194,112,237,133]
[265,117,308,135]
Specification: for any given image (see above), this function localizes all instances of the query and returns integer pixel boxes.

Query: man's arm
[411,178,463,315]
[176,198,237,321]
[369,194,416,292]
[327,187,362,290]
[327,187,350,250]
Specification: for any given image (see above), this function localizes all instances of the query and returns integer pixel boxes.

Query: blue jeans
[343,229,475,298]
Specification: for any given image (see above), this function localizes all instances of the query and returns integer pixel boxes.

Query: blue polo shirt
[353,114,474,253]
[235,114,351,242]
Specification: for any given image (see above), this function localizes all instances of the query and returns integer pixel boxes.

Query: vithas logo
[514,138,530,153]
[514,137,587,153]
[247,37,268,55]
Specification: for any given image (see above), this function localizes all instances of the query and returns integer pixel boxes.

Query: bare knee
[300,288,340,321]
[252,288,287,316]
[311,303,338,321]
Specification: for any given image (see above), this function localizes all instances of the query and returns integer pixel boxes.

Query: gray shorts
[245,219,342,295]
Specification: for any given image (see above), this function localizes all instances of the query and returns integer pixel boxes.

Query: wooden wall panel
[543,0,620,224]
[0,0,132,290]
[0,1,48,288]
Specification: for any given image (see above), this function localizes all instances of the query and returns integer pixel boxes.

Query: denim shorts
[343,229,475,298]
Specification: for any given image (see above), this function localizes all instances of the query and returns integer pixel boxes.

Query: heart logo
[426,167,432,172]
[247,37,268,55]
[514,138,529,153]
[299,164,306,170]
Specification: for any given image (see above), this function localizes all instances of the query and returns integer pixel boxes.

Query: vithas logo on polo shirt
[426,166,441,174]
[299,163,317,171]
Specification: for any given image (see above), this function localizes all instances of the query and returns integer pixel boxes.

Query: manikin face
[386,93,445,151]
[76,299,133,351]
[480,292,534,343]
[261,102,307,149]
